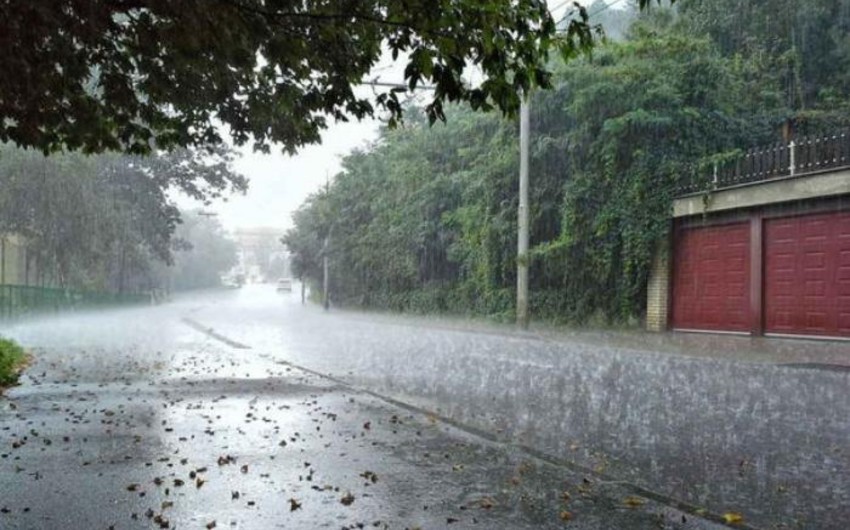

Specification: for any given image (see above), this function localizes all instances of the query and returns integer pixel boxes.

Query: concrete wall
[673,168,850,218]
[645,237,670,332]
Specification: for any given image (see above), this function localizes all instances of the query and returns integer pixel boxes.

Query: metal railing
[0,284,149,319]
[678,129,850,195]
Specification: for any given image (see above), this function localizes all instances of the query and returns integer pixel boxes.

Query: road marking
[181,317,252,349]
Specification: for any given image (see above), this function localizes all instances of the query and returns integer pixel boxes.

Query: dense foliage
[0,145,244,293]
[0,0,631,156]
[285,1,850,324]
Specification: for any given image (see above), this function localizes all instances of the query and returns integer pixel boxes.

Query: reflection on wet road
[0,288,721,529]
[190,285,850,529]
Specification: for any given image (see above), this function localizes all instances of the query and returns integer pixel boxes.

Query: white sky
[215,118,380,233]
[177,1,594,233]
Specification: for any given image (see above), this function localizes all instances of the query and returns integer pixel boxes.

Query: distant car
[276,278,293,292]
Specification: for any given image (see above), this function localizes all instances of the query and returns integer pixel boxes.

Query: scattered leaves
[623,496,646,508]
[478,497,496,509]
[360,470,378,483]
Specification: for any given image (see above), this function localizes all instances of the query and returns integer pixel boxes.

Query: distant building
[230,227,288,281]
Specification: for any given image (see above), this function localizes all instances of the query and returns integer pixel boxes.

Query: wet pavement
[1,291,721,529]
[190,285,850,530]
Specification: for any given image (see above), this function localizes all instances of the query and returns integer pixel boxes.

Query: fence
[0,284,150,319]
[677,129,850,195]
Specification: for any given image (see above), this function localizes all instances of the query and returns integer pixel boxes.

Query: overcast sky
[215,118,380,233]
[177,1,594,234]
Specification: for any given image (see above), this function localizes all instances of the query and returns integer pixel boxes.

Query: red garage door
[672,223,751,332]
[764,211,850,337]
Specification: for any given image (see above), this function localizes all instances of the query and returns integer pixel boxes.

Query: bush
[0,337,26,387]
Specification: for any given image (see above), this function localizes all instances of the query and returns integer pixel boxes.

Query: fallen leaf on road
[289,498,301,511]
[478,497,496,509]
[153,514,169,528]
[623,496,646,508]
[341,492,355,506]
[559,510,572,521]
[723,512,744,524]
[360,470,378,483]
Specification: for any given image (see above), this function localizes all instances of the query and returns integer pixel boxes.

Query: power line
[357,80,436,91]
[361,0,628,90]
[589,0,626,18]
[557,0,626,30]
[551,0,573,22]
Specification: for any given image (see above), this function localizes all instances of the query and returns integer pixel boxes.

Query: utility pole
[322,235,330,311]
[517,94,530,329]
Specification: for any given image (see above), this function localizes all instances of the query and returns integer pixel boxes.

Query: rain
[2,1,850,530]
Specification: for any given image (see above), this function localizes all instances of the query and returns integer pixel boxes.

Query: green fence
[0,285,150,319]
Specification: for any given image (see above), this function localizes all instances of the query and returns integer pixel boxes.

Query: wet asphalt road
[0,288,721,530]
[1,285,849,529]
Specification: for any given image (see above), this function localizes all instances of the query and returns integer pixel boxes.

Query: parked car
[276,278,293,292]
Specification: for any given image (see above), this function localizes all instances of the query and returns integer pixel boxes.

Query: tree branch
[214,0,454,39]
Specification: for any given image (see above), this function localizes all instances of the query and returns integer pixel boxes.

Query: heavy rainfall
[0,1,849,529]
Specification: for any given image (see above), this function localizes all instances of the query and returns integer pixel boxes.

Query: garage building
[647,133,850,339]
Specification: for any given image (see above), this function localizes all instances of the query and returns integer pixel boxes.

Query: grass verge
[0,337,28,391]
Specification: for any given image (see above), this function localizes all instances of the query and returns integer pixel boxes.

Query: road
[1,284,848,529]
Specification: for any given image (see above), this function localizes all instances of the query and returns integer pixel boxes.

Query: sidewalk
[332,307,850,366]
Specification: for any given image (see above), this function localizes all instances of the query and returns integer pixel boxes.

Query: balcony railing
[677,129,850,195]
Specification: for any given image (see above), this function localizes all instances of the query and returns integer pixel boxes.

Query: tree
[283,8,783,324]
[677,0,850,132]
[164,211,238,290]
[0,1,669,156]
[0,143,245,291]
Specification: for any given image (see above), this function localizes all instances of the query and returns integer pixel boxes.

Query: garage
[648,132,850,339]
[668,209,850,338]
[671,222,751,332]
[764,211,850,338]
